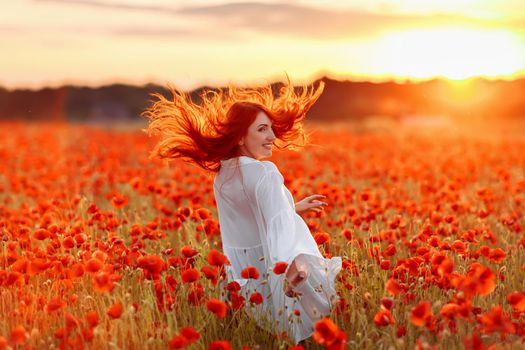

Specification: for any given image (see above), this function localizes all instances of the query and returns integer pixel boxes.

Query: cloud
[35,0,524,40]
[36,0,178,13]
[111,27,193,36]
[111,26,235,40]
[183,2,525,41]
[178,2,490,39]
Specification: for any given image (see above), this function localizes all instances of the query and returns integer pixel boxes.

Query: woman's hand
[295,194,327,216]
[284,259,308,298]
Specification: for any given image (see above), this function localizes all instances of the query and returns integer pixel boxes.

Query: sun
[374,27,524,80]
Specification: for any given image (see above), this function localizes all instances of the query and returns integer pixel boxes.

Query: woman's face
[239,111,276,160]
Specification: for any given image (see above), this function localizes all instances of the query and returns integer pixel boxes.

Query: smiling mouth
[263,143,272,150]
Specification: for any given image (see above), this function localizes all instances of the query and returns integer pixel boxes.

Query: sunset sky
[2,0,525,89]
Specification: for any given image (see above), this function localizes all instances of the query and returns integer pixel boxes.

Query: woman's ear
[238,138,244,146]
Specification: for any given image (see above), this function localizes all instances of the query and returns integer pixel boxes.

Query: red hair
[142,79,324,172]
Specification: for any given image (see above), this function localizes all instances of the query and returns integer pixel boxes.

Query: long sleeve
[254,165,320,266]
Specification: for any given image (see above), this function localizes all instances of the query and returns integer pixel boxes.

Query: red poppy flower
[488,248,506,264]
[341,229,353,241]
[169,335,188,349]
[34,228,50,240]
[452,240,466,254]
[180,327,200,342]
[54,328,65,339]
[358,191,370,202]
[181,268,200,284]
[380,297,394,310]
[70,263,85,278]
[107,303,123,319]
[207,299,228,318]
[383,244,396,257]
[4,272,23,287]
[9,325,27,345]
[431,254,454,277]
[226,281,241,292]
[396,326,406,338]
[169,326,200,349]
[65,313,80,330]
[196,208,211,220]
[478,305,516,334]
[74,233,87,245]
[92,250,108,262]
[272,261,288,275]
[93,271,117,293]
[463,333,484,350]
[230,292,245,310]
[207,249,230,267]
[373,306,396,326]
[111,194,129,209]
[62,236,76,249]
[181,245,199,258]
[86,311,99,328]
[462,263,496,296]
[240,266,260,280]
[314,232,330,245]
[201,265,219,284]
[45,297,65,313]
[249,292,263,305]
[313,317,347,347]
[440,303,458,319]
[82,328,94,342]
[85,258,104,273]
[11,258,28,273]
[386,278,403,296]
[208,340,232,350]
[27,258,50,276]
[507,292,525,312]
[410,301,433,327]
[87,203,98,214]
[137,255,166,276]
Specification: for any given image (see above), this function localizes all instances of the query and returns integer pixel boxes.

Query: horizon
[2,73,525,93]
[2,0,525,90]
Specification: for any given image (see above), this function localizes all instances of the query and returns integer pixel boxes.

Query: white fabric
[213,156,342,343]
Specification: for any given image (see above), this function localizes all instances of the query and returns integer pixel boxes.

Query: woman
[143,80,342,344]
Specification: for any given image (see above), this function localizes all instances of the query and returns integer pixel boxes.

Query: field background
[1,118,525,349]
[3,0,525,348]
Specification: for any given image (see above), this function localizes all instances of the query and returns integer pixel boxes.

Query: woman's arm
[295,194,327,216]
[255,168,323,297]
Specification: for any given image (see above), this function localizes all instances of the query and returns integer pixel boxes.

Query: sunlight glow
[1,2,525,88]
[374,27,524,80]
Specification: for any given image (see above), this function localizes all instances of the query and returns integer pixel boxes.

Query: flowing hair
[142,79,324,172]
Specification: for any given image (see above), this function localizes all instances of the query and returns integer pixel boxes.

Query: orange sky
[1,0,525,89]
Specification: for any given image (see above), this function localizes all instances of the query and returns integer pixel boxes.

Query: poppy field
[1,121,525,350]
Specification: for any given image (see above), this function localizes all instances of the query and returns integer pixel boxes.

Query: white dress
[213,156,342,343]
